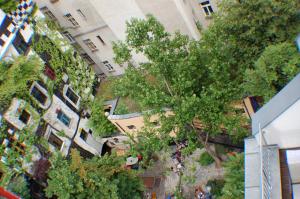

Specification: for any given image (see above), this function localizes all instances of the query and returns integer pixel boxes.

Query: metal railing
[259,124,273,199]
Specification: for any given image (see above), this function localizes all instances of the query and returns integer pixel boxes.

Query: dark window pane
[31,86,47,105]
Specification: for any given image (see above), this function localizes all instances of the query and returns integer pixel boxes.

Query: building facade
[34,0,219,77]
[244,74,300,199]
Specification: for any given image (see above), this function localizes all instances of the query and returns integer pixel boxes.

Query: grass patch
[198,152,214,166]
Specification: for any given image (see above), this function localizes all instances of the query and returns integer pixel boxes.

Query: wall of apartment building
[34,0,125,76]
[194,0,219,29]
[135,0,199,39]
[108,111,176,137]
[35,0,219,76]
[257,99,300,149]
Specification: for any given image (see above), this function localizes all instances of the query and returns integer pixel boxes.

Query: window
[48,132,63,150]
[127,125,136,130]
[31,86,47,105]
[77,9,86,20]
[66,87,79,105]
[64,13,79,27]
[200,1,214,16]
[103,61,114,72]
[57,110,71,127]
[62,31,75,43]
[80,129,88,141]
[81,53,95,65]
[83,39,98,52]
[19,110,30,124]
[40,7,57,20]
[96,35,105,45]
[151,121,160,127]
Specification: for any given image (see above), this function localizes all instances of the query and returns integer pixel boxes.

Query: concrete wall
[108,110,174,137]
[261,99,300,149]
[287,150,300,183]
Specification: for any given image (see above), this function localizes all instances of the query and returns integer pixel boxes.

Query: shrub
[206,179,225,199]
[198,152,214,166]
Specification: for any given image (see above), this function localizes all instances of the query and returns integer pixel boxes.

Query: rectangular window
[64,13,79,27]
[48,132,63,150]
[200,1,214,16]
[96,35,105,45]
[62,31,75,43]
[31,86,47,105]
[40,7,57,20]
[57,110,71,127]
[127,125,136,130]
[83,39,98,52]
[77,9,86,20]
[66,87,79,104]
[81,53,95,65]
[19,110,30,124]
[103,61,114,72]
[80,129,88,141]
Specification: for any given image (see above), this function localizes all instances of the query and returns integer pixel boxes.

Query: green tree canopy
[88,98,117,137]
[0,56,43,112]
[112,16,248,166]
[46,150,144,199]
[0,0,17,13]
[243,42,300,101]
[221,153,244,199]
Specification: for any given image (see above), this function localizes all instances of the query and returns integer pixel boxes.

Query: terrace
[3,98,40,132]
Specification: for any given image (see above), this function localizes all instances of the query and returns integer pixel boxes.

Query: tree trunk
[191,123,222,168]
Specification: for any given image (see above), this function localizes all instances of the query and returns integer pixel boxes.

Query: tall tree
[243,42,300,101]
[221,153,244,199]
[112,16,247,166]
[45,150,144,199]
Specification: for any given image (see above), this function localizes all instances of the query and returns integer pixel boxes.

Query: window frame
[200,1,214,16]
[57,110,71,127]
[83,39,98,52]
[64,13,80,27]
[62,31,75,43]
[127,125,136,130]
[103,60,114,72]
[96,35,105,45]
[40,6,57,20]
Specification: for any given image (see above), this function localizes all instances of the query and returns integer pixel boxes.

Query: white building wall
[34,0,219,76]
[287,150,300,184]
[258,99,300,149]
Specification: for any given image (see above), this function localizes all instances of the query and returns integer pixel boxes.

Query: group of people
[170,141,188,174]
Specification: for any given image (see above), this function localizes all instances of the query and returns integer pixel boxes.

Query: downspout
[66,112,81,157]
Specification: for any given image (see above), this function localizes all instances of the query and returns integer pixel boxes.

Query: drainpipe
[66,111,81,157]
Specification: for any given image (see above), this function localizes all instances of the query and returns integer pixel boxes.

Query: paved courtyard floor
[141,147,225,199]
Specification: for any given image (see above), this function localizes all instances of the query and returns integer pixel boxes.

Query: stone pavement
[141,147,224,199]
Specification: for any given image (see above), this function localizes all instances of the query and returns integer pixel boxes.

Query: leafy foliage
[0,56,43,112]
[243,42,300,101]
[206,179,225,199]
[221,153,244,199]
[88,98,117,137]
[7,175,31,199]
[46,150,144,199]
[0,0,17,13]
[198,152,214,166]
[112,15,249,165]
[33,20,95,108]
